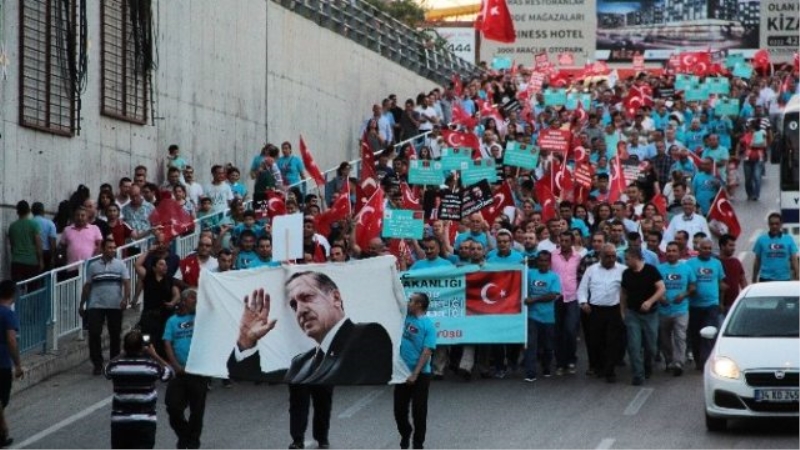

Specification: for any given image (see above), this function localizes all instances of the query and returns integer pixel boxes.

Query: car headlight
[712,356,741,380]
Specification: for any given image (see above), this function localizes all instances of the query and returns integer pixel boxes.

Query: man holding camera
[105,330,173,449]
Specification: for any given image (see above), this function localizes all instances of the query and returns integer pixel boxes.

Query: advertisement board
[760,0,799,63]
[434,26,478,64]
[596,0,761,61]
[479,0,597,67]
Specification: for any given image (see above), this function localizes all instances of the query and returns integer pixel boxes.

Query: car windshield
[724,296,799,338]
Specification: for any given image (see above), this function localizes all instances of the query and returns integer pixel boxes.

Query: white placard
[435,27,476,64]
[271,212,303,262]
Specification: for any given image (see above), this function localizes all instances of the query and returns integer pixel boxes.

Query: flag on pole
[707,189,741,238]
[475,0,516,44]
[298,136,326,187]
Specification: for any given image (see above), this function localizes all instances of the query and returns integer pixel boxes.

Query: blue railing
[16,273,52,355]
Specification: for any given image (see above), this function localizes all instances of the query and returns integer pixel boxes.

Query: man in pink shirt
[550,231,582,376]
[59,207,103,267]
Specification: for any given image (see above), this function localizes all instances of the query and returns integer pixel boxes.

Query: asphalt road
[7,164,797,450]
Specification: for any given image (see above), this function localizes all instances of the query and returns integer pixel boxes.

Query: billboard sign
[760,0,800,63]
[434,27,477,64]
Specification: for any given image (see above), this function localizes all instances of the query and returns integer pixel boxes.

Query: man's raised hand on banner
[237,288,277,351]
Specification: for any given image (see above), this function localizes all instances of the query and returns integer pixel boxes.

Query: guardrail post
[48,271,59,353]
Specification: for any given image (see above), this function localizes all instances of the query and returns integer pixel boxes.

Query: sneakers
[288,441,304,449]
[524,376,537,382]
[687,351,694,363]
[400,436,410,449]
[567,364,577,375]
[318,441,330,449]
[673,364,684,377]
[542,369,552,378]
[493,370,507,379]
[555,367,565,376]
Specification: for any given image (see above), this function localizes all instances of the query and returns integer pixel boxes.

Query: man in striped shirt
[105,330,173,449]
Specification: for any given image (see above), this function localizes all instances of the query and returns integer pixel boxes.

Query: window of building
[100,0,148,124]
[19,0,82,136]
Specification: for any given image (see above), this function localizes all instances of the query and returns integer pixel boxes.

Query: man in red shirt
[176,236,218,288]
[718,234,747,315]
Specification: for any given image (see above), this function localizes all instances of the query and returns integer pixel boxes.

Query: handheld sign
[491,56,513,70]
[504,142,540,170]
[732,63,753,79]
[382,209,425,239]
[705,77,730,95]
[461,160,498,186]
[271,212,304,261]
[408,160,445,186]
[440,147,472,172]
[684,86,710,102]
[543,88,567,106]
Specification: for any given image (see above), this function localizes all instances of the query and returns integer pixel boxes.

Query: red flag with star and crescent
[400,182,422,211]
[148,198,194,244]
[707,189,741,238]
[441,129,481,152]
[315,182,351,237]
[475,0,516,44]
[299,136,326,187]
[481,180,515,223]
[466,270,522,315]
[609,155,627,203]
[355,188,385,252]
[534,181,558,222]
[358,139,379,213]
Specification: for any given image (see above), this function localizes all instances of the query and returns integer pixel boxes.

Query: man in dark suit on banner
[227,270,393,385]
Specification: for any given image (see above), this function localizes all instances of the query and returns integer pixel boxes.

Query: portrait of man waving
[228,271,393,385]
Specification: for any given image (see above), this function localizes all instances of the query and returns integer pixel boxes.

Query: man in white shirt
[361,104,393,144]
[182,166,204,207]
[205,165,234,213]
[660,195,711,251]
[577,244,627,383]
[415,96,440,132]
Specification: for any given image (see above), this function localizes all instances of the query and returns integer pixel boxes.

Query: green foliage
[364,0,427,29]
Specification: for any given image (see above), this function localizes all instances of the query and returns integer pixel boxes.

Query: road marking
[14,396,112,449]
[623,388,654,416]
[595,438,616,449]
[337,388,386,419]
[748,229,763,245]
[737,251,748,262]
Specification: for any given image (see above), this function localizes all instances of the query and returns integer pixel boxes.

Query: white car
[702,281,799,431]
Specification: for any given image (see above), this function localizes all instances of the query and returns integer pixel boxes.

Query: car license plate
[754,389,799,402]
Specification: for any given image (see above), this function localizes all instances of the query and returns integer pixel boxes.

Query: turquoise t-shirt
[163,313,195,367]
[527,269,561,323]
[235,250,259,270]
[277,155,305,186]
[657,261,696,316]
[686,257,725,308]
[455,231,489,250]
[691,171,721,215]
[486,250,525,264]
[400,314,437,374]
[753,233,799,281]
[410,257,454,271]
[249,257,280,268]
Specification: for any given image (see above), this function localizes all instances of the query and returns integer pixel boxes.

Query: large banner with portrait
[186,256,410,385]
[399,264,527,345]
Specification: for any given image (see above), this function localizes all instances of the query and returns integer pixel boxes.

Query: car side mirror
[700,326,718,339]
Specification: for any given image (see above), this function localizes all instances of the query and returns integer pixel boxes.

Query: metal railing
[13,130,431,354]
[274,0,483,84]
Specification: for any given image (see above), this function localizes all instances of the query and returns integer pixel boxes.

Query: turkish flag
[400,182,422,210]
[551,161,574,200]
[678,51,711,76]
[572,101,588,128]
[148,198,194,243]
[752,49,771,73]
[534,181,558,222]
[707,189,741,238]
[481,180,515,223]
[299,136,326,187]
[315,182,351,237]
[451,102,478,128]
[652,193,668,218]
[358,139,379,212]
[387,239,411,266]
[441,129,481,152]
[793,52,799,75]
[466,270,522,315]
[475,0,515,44]
[549,70,570,88]
[355,188,385,252]
[609,155,627,203]
[558,52,574,66]
[452,73,463,96]
[266,191,287,218]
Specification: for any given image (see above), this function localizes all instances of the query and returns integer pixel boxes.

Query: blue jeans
[624,311,659,381]
[743,159,763,199]
[555,300,580,368]
[688,305,720,369]
[524,319,554,378]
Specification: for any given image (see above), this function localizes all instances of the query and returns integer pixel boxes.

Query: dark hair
[16,200,31,216]
[768,212,782,223]
[119,177,132,185]
[0,280,16,300]
[123,330,145,355]
[625,248,643,260]
[626,231,642,242]
[718,234,736,247]
[239,230,257,241]
[168,144,179,153]
[286,272,340,312]
[218,248,233,258]
[168,167,181,175]
[412,292,430,311]
[646,230,663,241]
[32,202,45,216]
[666,241,680,251]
